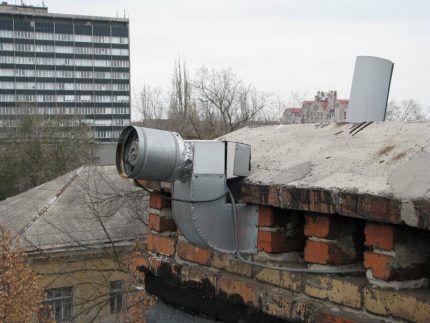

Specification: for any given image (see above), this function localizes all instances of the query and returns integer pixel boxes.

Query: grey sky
[48,0,430,118]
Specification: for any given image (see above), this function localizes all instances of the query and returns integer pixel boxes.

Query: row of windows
[0,42,129,56]
[0,30,128,44]
[0,68,129,79]
[96,130,122,139]
[0,81,129,91]
[80,119,128,126]
[0,106,130,116]
[1,120,124,139]
[0,55,129,67]
[0,116,127,125]
[0,94,130,103]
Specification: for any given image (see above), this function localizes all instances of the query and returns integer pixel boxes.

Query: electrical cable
[227,188,366,274]
[134,180,228,204]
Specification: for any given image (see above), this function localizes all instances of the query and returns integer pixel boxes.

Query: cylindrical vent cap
[116,126,187,182]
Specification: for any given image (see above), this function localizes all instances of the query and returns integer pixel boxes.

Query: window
[15,43,33,52]
[15,30,33,39]
[74,34,92,42]
[0,94,14,102]
[111,36,128,44]
[112,84,129,91]
[114,96,129,103]
[0,30,13,38]
[0,69,14,76]
[43,287,73,322]
[111,48,129,56]
[109,280,123,313]
[65,95,75,102]
[113,107,130,114]
[75,46,93,55]
[112,60,129,68]
[37,69,56,78]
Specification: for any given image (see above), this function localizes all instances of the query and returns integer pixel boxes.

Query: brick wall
[137,187,430,322]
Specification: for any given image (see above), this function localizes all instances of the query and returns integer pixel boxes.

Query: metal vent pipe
[116,126,192,182]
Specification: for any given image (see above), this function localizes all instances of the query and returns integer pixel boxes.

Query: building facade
[0,3,130,141]
[301,90,348,123]
[281,107,302,124]
[0,166,149,322]
[282,91,349,124]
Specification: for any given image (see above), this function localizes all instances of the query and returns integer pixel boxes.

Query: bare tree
[385,99,427,122]
[146,59,277,138]
[134,85,165,121]
[259,96,285,123]
[194,66,270,136]
[288,91,307,110]
[168,58,194,135]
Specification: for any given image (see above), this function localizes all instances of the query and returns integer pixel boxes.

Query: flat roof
[0,4,128,23]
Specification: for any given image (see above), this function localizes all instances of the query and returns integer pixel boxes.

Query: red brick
[304,214,357,239]
[317,309,368,323]
[136,179,161,190]
[338,193,401,224]
[146,233,177,257]
[218,275,259,307]
[268,186,280,206]
[364,223,395,251]
[304,240,330,264]
[149,194,171,209]
[258,207,287,227]
[259,207,276,226]
[177,240,212,266]
[258,231,305,253]
[304,215,331,238]
[363,251,394,280]
[148,213,177,232]
[304,240,358,265]
[308,190,335,214]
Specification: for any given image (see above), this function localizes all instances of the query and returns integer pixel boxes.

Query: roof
[222,122,430,197]
[0,5,128,23]
[285,108,302,114]
[221,122,430,228]
[0,166,148,253]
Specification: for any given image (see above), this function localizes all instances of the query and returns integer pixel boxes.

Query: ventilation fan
[117,126,258,254]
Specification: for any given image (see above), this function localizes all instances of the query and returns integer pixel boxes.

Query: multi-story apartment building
[0,3,130,141]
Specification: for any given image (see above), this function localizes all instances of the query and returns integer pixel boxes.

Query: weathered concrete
[222,122,430,198]
[221,122,430,228]
[389,151,430,226]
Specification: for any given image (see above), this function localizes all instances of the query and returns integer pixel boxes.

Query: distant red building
[282,108,302,124]
[282,91,349,124]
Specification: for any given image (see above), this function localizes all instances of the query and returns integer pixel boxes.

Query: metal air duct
[116,126,258,254]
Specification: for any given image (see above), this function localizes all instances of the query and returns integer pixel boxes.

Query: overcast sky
[47,0,430,118]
